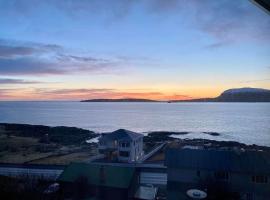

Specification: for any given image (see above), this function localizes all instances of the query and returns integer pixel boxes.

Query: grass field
[0,134,54,163]
[29,150,98,164]
[0,126,98,164]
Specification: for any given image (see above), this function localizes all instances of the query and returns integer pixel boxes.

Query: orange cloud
[0,88,193,101]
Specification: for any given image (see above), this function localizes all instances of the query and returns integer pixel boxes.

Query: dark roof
[102,129,143,141]
[0,163,65,170]
[165,148,270,174]
[58,162,135,188]
[252,0,270,13]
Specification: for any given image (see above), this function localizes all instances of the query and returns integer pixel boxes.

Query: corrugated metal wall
[0,167,63,180]
[140,172,167,185]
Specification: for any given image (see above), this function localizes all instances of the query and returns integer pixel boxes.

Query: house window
[214,171,229,180]
[252,175,268,183]
[121,142,130,147]
[119,151,129,157]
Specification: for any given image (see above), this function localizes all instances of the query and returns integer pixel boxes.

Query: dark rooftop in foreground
[166,148,270,174]
[58,162,135,188]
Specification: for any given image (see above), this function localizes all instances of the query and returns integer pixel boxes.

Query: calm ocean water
[0,102,269,146]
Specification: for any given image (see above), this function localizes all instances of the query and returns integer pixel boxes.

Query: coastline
[1,123,270,165]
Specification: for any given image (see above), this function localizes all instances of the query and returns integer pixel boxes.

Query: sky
[0,0,269,100]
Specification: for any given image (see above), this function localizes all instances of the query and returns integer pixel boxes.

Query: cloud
[204,41,232,49]
[0,78,42,84]
[240,78,270,83]
[33,88,165,100]
[0,57,64,75]
[0,39,62,58]
[57,54,109,63]
[34,88,114,96]
[1,0,137,20]
[0,87,192,101]
[0,39,125,75]
[0,88,19,99]
[0,45,37,58]
[2,0,269,43]
[148,0,270,42]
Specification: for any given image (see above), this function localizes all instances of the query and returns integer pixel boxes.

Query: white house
[98,129,144,163]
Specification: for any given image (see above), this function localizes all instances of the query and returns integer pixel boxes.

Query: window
[252,175,268,183]
[119,151,129,157]
[214,171,229,180]
[120,142,130,147]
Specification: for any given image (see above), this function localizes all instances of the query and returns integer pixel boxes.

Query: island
[81,98,160,102]
[169,87,270,102]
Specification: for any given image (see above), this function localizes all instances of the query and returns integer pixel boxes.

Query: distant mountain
[216,87,270,102]
[169,87,270,102]
[81,98,159,102]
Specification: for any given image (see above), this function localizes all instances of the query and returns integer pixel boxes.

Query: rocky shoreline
[0,123,269,165]
[144,131,270,152]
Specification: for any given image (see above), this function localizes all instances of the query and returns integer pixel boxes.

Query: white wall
[118,136,144,163]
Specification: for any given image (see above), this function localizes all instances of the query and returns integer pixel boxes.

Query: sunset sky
[0,0,269,100]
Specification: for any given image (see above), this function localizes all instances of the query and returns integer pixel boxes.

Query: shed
[58,162,137,200]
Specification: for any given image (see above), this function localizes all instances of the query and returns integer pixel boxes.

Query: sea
[0,101,269,146]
